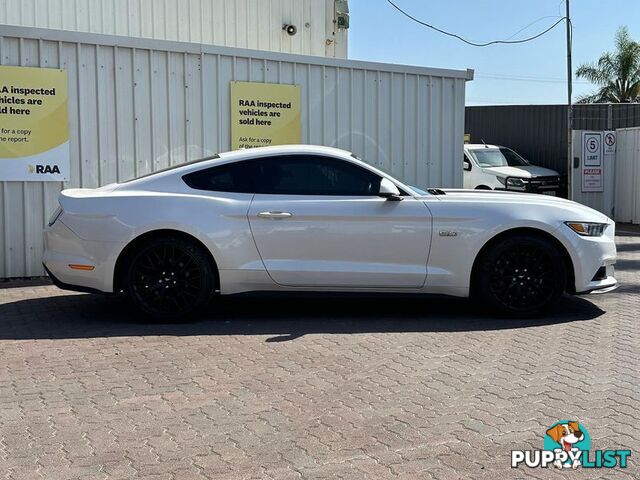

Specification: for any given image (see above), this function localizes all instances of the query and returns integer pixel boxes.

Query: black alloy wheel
[125,236,216,320]
[475,234,567,316]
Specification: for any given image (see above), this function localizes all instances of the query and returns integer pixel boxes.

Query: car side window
[182,161,255,193]
[183,155,383,196]
[253,155,382,196]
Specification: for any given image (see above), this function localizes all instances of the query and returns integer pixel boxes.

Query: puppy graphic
[546,421,585,469]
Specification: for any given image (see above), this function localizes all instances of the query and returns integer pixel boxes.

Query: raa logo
[28,164,61,174]
[512,420,631,469]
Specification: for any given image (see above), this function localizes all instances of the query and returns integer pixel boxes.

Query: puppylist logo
[511,421,631,470]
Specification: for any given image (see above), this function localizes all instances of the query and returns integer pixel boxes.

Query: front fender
[426,213,566,291]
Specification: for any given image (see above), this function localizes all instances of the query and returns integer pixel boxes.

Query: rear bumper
[42,218,122,293]
[43,264,106,294]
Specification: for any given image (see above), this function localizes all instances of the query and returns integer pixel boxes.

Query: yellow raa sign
[230,81,301,150]
[0,65,69,181]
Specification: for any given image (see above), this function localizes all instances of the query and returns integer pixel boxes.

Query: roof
[118,145,363,188]
[464,143,501,149]
[2,24,475,81]
[218,145,353,160]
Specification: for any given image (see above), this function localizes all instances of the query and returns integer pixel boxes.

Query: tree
[575,26,640,103]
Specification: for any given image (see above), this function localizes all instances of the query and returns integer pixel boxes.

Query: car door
[246,155,432,288]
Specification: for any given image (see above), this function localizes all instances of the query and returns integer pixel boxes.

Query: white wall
[614,128,640,224]
[571,128,640,224]
[0,0,348,58]
[0,25,471,278]
[570,130,615,218]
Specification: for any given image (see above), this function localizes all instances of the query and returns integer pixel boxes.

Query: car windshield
[410,185,429,195]
[471,148,529,167]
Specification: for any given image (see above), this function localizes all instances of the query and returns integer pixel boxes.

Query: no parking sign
[604,131,616,154]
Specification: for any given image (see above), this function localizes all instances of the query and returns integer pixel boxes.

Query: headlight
[506,177,526,187]
[48,206,62,226]
[565,222,608,237]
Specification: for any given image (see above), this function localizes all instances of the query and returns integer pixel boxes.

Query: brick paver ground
[0,231,638,479]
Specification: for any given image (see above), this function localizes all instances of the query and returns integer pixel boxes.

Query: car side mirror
[378,178,402,201]
[463,159,472,171]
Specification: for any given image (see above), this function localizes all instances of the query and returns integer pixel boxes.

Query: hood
[439,189,612,224]
[483,165,559,178]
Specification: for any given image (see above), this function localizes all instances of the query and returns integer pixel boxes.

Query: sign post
[230,81,301,150]
[0,66,69,181]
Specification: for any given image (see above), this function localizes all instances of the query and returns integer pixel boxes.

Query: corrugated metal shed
[0,0,348,58]
[465,104,640,174]
[0,24,472,278]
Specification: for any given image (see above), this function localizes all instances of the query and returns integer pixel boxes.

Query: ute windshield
[471,148,529,168]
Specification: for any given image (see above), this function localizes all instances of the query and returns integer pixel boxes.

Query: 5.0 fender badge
[439,230,458,237]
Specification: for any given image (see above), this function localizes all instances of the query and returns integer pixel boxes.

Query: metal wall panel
[0,25,471,278]
[465,105,567,174]
[614,128,640,224]
[0,0,347,58]
[465,104,640,175]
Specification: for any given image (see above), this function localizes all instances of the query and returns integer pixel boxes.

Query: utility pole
[566,0,573,200]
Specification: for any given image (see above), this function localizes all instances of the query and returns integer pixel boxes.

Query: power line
[505,15,563,41]
[475,72,590,84]
[385,0,567,47]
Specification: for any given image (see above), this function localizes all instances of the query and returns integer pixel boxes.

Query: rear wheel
[124,236,216,321]
[474,234,567,317]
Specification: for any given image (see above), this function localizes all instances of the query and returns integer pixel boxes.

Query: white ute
[463,144,562,195]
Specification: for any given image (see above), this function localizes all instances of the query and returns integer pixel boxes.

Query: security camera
[283,24,297,36]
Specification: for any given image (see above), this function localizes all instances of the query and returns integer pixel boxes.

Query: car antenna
[481,139,488,148]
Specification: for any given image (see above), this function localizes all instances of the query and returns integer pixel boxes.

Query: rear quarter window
[122,155,219,183]
[182,161,255,193]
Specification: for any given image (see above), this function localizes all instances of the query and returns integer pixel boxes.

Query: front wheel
[473,234,567,317]
[124,236,216,321]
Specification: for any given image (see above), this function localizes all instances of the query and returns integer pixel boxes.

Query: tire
[124,236,216,321]
[473,234,567,317]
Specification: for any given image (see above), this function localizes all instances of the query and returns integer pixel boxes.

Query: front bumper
[563,223,618,294]
[578,264,617,294]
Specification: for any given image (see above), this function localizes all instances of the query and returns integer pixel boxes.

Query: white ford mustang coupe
[44,145,617,319]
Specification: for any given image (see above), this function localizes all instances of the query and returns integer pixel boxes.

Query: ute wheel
[124,236,216,321]
[473,234,566,317]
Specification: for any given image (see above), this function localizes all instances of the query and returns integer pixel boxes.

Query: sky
[348,0,640,105]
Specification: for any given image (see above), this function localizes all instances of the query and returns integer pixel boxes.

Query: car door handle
[257,211,293,219]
